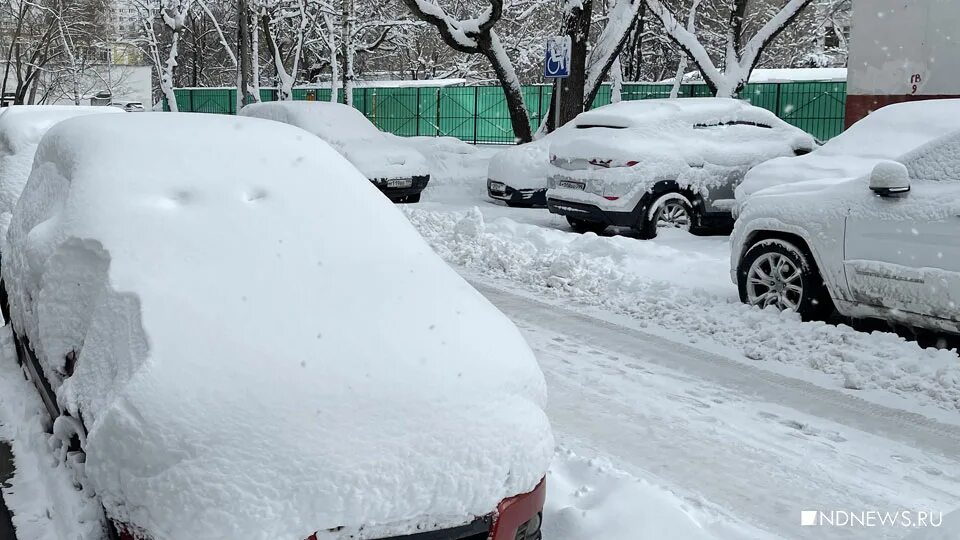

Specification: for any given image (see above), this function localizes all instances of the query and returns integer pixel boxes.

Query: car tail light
[625,160,639,167]
[491,478,546,540]
[603,196,619,201]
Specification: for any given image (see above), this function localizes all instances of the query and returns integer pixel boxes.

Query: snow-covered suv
[732,100,960,334]
[2,113,552,539]
[545,98,814,237]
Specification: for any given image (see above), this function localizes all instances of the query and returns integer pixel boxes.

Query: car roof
[572,98,783,130]
[239,100,380,140]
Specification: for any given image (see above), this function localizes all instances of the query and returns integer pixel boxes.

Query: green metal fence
[168,81,847,143]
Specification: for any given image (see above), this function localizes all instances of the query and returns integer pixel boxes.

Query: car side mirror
[869,161,911,197]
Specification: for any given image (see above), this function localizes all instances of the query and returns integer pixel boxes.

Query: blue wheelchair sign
[544,36,572,79]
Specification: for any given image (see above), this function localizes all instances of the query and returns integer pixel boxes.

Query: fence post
[538,85,544,127]
[435,89,441,137]
[473,86,479,145]
[416,87,421,136]
[775,83,783,117]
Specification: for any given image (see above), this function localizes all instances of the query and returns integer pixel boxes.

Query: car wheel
[639,193,694,239]
[406,193,421,203]
[737,239,833,321]
[567,217,607,234]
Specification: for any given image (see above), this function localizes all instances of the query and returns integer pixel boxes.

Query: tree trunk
[238,0,256,108]
[479,32,532,143]
[341,0,355,106]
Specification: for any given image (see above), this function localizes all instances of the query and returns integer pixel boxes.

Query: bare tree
[401,0,532,142]
[645,0,813,96]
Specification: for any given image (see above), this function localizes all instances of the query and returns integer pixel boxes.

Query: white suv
[731,100,960,334]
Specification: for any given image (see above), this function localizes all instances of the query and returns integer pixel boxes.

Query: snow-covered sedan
[2,113,552,539]
[486,124,575,207]
[731,99,960,333]
[0,106,124,243]
[240,101,431,203]
[545,98,815,237]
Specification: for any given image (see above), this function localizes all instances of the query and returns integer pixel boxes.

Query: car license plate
[490,181,505,193]
[387,178,413,188]
[558,180,585,190]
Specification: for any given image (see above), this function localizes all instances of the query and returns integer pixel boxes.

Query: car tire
[737,239,833,321]
[406,193,421,203]
[567,217,607,235]
[638,192,695,239]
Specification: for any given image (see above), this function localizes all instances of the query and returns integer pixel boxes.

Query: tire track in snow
[472,280,960,462]
[473,280,960,539]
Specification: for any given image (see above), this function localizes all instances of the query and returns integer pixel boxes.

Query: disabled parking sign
[544,36,572,79]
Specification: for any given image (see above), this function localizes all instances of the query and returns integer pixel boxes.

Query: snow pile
[403,207,960,412]
[547,98,813,208]
[545,448,719,540]
[3,113,552,539]
[240,101,430,179]
[0,105,123,246]
[0,327,104,540]
[738,99,960,200]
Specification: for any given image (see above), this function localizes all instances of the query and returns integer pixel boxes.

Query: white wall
[848,0,960,96]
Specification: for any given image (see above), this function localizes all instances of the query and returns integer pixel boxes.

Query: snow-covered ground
[1,136,958,540]
[408,139,960,539]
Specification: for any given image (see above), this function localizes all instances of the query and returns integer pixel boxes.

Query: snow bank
[738,99,960,200]
[3,113,552,539]
[545,449,718,540]
[240,101,430,179]
[0,106,123,247]
[403,207,960,413]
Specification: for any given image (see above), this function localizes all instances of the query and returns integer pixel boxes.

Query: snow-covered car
[0,105,124,249]
[731,100,960,333]
[545,98,815,237]
[111,101,145,112]
[486,124,575,207]
[735,98,960,203]
[1,113,552,539]
[240,101,431,203]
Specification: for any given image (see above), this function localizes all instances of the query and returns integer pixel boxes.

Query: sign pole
[554,79,562,131]
[544,36,571,131]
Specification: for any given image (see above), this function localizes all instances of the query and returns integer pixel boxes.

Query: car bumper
[546,197,637,228]
[372,175,430,201]
[487,180,547,206]
[308,478,544,540]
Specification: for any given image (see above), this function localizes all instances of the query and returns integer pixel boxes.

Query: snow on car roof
[572,98,782,129]
[737,99,960,199]
[240,100,380,141]
[3,113,552,538]
[0,105,123,247]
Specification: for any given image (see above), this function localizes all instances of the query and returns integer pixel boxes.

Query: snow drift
[403,207,960,414]
[0,105,124,246]
[2,113,552,539]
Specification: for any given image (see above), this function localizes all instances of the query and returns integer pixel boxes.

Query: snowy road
[473,279,960,539]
